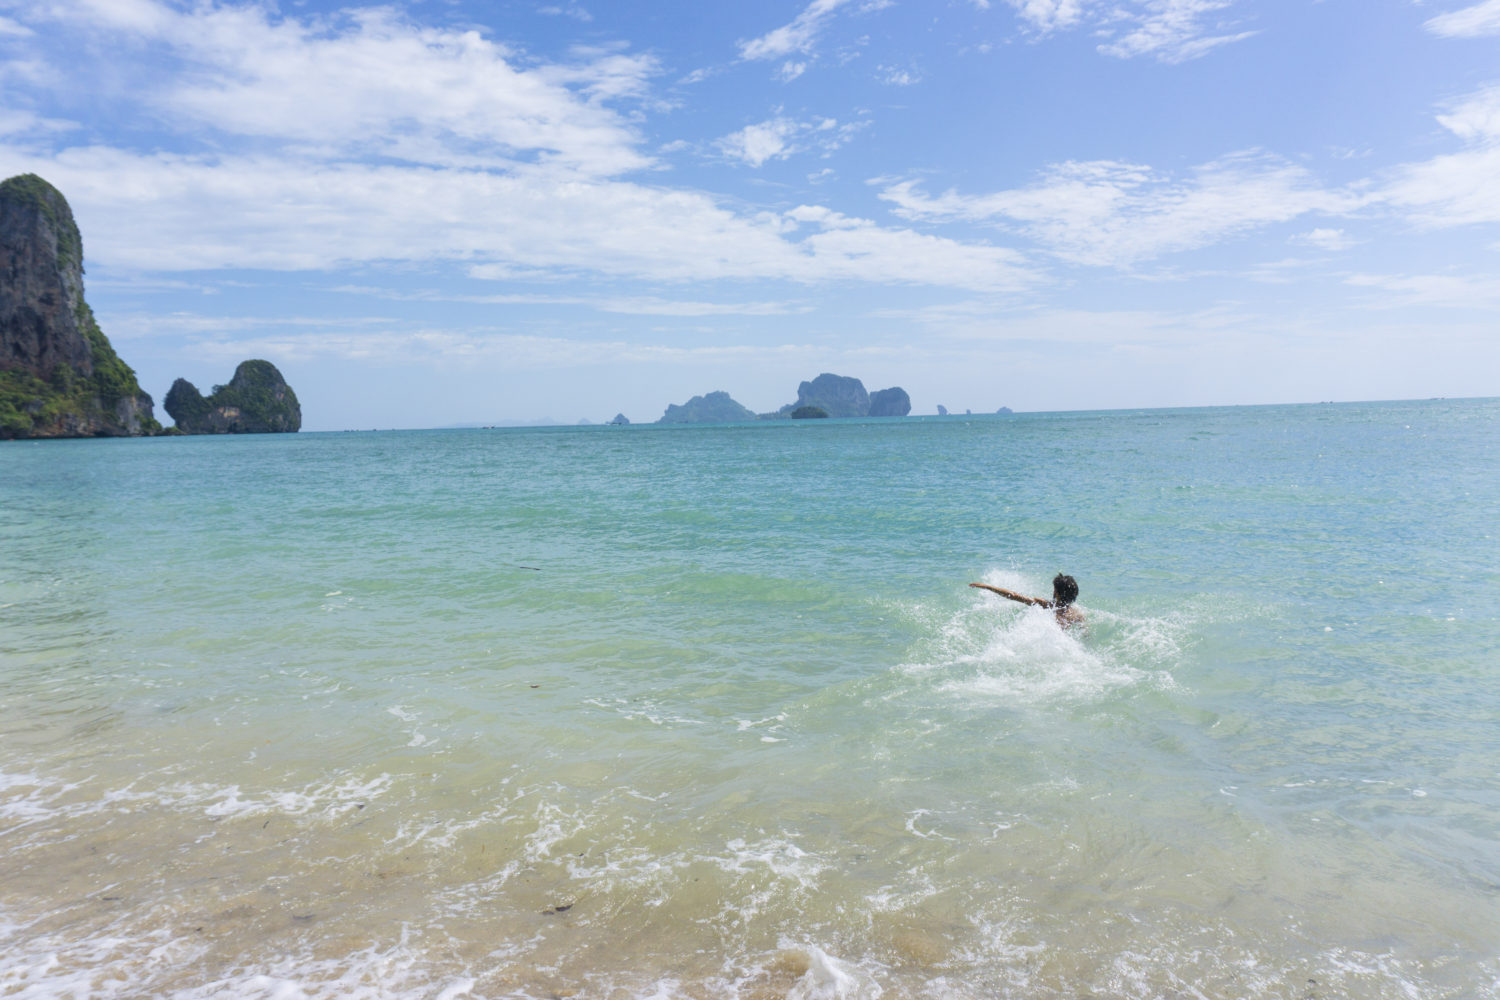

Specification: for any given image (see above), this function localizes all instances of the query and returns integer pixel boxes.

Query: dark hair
[1052,574,1079,606]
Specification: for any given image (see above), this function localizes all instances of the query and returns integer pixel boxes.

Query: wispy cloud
[0,109,76,138]
[739,0,859,61]
[1289,228,1358,252]
[142,320,834,371]
[1383,84,1500,228]
[328,286,813,317]
[1002,0,1255,63]
[1424,0,1500,38]
[877,65,921,86]
[715,115,865,167]
[1004,0,1087,32]
[25,0,659,177]
[1346,272,1500,309]
[101,310,397,343]
[1098,0,1257,63]
[0,146,1038,291]
[0,0,1038,293]
[719,118,802,166]
[879,153,1355,267]
[537,4,594,23]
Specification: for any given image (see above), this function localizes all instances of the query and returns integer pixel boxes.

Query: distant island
[654,373,913,424]
[659,390,756,424]
[0,174,160,438]
[869,387,912,416]
[769,373,909,419]
[936,404,1012,416]
[164,360,301,434]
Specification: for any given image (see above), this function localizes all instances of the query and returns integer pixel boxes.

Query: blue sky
[2,0,1497,429]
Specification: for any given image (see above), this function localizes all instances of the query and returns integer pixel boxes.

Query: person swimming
[969,574,1084,629]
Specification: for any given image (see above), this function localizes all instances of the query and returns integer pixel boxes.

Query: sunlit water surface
[2,400,1497,999]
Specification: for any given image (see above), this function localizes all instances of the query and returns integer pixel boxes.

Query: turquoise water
[2,399,1497,998]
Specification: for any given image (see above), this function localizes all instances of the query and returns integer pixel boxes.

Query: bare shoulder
[1056,605,1086,629]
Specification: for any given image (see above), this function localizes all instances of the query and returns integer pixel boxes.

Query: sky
[1,0,1498,429]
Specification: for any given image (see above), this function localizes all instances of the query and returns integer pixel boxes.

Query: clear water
[2,399,1497,999]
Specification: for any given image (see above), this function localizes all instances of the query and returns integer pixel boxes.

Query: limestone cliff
[769,373,912,419]
[0,174,159,438]
[868,387,911,417]
[164,360,301,434]
[780,373,868,418]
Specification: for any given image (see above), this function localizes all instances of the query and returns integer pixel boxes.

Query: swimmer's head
[1052,574,1079,606]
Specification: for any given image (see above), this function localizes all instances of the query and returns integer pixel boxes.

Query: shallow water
[2,400,1498,998]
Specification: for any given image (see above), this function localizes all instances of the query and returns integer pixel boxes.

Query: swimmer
[970,574,1084,630]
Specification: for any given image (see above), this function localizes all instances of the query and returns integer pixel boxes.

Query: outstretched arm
[969,582,1048,607]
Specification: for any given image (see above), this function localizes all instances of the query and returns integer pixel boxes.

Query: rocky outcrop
[936,405,949,416]
[868,387,911,417]
[769,373,913,419]
[779,373,868,418]
[0,174,159,438]
[790,405,829,419]
[164,360,300,433]
[658,390,757,424]
[610,413,630,425]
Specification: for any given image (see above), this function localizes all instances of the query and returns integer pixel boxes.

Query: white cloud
[0,15,34,36]
[1245,256,1323,284]
[1004,0,1087,32]
[739,0,860,62]
[778,61,809,82]
[328,286,812,317]
[130,318,837,372]
[1384,84,1500,228]
[1098,0,1257,63]
[1434,83,1500,143]
[878,66,921,86]
[716,115,866,167]
[25,0,658,177]
[1290,228,1357,252]
[780,206,1037,288]
[0,145,1037,292]
[1346,272,1500,309]
[1003,0,1255,63]
[1424,0,1500,38]
[719,119,800,167]
[105,311,396,341]
[537,4,594,23]
[0,109,77,138]
[1385,146,1500,228]
[879,153,1355,267]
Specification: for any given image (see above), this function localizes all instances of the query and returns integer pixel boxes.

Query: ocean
[2,399,1497,999]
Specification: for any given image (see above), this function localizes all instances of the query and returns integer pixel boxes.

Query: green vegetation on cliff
[210,360,297,420]
[0,173,160,439]
[164,360,301,433]
[0,313,161,438]
[0,173,83,271]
